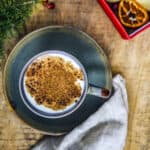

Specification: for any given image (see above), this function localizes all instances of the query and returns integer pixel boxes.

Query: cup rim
[19,50,88,119]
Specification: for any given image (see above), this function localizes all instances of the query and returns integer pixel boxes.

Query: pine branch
[0,0,39,58]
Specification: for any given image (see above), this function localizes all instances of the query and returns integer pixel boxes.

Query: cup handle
[88,84,111,99]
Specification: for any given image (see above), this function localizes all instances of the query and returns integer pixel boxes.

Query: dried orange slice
[118,0,149,28]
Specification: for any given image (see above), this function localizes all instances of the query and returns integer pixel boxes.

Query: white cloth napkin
[32,75,128,150]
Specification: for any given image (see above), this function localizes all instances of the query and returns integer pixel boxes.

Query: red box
[98,0,150,39]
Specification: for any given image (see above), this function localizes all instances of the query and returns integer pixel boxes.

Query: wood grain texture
[0,0,150,150]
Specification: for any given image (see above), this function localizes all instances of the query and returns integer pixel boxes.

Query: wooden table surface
[0,1,150,150]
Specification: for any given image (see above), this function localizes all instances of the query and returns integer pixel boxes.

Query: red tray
[98,0,150,39]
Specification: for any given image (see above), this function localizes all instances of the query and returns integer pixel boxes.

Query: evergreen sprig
[0,0,38,57]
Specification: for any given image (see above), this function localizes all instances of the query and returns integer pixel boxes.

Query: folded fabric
[32,75,128,150]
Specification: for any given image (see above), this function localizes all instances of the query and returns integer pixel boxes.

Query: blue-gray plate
[3,26,112,135]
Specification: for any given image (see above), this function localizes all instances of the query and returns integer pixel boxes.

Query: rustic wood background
[0,0,150,150]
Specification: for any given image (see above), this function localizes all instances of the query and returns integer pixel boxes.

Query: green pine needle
[0,0,39,58]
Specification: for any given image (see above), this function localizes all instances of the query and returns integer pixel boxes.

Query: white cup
[19,50,111,118]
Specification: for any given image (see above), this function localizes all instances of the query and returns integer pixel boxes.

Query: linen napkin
[32,75,128,150]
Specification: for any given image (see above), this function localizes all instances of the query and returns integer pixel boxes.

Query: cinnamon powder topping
[25,56,83,110]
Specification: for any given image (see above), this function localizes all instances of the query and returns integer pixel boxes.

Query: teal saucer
[3,26,112,135]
